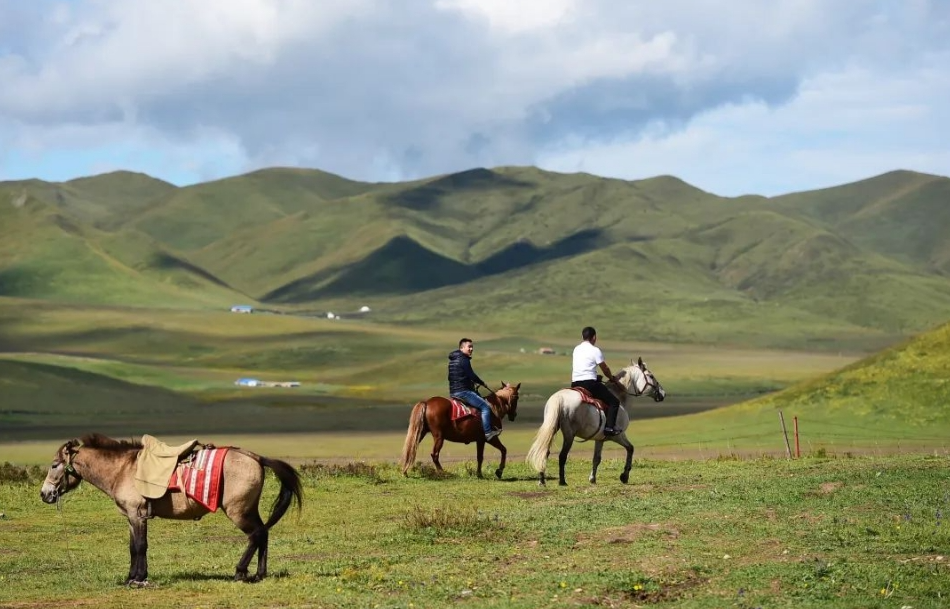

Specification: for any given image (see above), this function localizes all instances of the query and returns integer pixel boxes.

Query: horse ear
[515,382,521,390]
[502,380,509,387]
[638,357,645,368]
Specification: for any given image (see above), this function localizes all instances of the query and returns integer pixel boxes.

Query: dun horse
[526,358,665,486]
[400,382,521,479]
[40,433,303,585]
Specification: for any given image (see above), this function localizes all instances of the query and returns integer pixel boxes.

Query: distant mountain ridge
[2,166,949,350]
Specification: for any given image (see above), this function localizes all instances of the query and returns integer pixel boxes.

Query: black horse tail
[259,457,303,529]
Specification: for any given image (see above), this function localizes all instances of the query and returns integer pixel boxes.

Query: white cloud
[540,59,950,195]
[0,0,947,192]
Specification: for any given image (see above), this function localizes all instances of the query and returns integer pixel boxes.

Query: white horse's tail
[526,392,563,472]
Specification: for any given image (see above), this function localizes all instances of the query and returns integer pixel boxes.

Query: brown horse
[39,433,303,585]
[400,382,520,479]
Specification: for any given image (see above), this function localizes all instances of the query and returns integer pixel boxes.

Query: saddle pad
[449,398,476,421]
[570,387,608,413]
[167,447,229,512]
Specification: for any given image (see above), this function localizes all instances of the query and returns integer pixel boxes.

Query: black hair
[459,338,473,348]
[581,327,596,341]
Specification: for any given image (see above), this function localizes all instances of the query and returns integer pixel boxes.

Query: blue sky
[1,0,948,196]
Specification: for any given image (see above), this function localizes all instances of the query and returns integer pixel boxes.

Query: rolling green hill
[738,319,950,425]
[0,186,246,307]
[2,166,950,349]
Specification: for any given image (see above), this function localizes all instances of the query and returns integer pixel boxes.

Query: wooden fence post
[779,410,792,459]
[794,416,800,458]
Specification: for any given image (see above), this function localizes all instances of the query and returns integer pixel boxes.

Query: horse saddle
[134,434,200,499]
[449,398,477,421]
[570,387,609,413]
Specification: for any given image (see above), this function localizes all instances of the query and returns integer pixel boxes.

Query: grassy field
[0,297,861,443]
[1,454,949,608]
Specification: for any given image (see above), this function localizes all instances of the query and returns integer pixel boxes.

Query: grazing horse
[526,358,665,486]
[40,433,303,585]
[400,382,521,479]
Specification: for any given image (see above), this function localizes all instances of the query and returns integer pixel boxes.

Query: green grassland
[2,455,949,608]
[2,298,949,459]
[0,297,858,444]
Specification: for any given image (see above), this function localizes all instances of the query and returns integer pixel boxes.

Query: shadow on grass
[163,569,292,584]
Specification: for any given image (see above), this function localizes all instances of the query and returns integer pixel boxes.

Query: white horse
[526,357,665,486]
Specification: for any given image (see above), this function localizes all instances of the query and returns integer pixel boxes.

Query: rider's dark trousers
[571,379,621,428]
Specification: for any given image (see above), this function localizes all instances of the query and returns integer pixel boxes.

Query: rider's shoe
[484,429,501,441]
[602,427,621,436]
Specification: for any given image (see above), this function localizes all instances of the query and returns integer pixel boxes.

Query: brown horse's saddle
[449,398,477,421]
[570,387,609,414]
[134,435,200,499]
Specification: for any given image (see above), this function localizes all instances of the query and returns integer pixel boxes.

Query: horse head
[40,439,83,504]
[615,357,666,402]
[496,381,521,421]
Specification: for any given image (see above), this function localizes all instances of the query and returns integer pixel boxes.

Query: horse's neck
[76,448,134,496]
[613,370,641,403]
[488,392,508,417]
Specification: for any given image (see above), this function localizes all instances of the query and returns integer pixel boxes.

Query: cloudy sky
[1,0,948,196]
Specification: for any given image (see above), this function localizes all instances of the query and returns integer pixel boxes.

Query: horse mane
[79,433,143,452]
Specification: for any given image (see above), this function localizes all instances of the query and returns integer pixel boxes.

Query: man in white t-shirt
[571,326,623,436]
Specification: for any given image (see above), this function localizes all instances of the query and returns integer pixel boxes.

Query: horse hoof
[589,478,597,484]
[127,579,150,588]
[620,473,629,484]
[559,481,568,487]
[495,469,502,480]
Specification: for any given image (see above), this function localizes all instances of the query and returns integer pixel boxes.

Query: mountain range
[2,166,949,350]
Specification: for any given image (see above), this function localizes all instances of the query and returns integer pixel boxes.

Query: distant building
[326,312,335,319]
[538,347,556,355]
[230,305,254,314]
[359,305,371,313]
[234,378,300,388]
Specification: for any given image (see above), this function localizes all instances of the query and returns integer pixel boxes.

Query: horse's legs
[475,440,485,478]
[431,433,445,471]
[125,517,148,585]
[590,441,605,484]
[231,511,267,582]
[615,433,635,484]
[538,447,551,486]
[558,433,575,486]
[490,438,507,480]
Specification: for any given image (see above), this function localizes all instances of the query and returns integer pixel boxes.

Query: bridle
[486,386,519,421]
[51,442,83,497]
[620,368,664,402]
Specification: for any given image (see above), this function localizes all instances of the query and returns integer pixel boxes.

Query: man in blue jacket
[448,338,499,440]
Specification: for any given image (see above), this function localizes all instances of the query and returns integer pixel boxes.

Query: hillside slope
[733,320,950,425]
[0,186,245,307]
[3,166,950,349]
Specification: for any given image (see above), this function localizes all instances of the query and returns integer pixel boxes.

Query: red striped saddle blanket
[449,398,476,421]
[570,387,609,413]
[167,447,230,512]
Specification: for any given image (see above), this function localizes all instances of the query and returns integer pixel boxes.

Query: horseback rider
[448,338,499,441]
[571,326,623,436]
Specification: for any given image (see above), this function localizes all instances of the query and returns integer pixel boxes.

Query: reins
[51,445,92,586]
